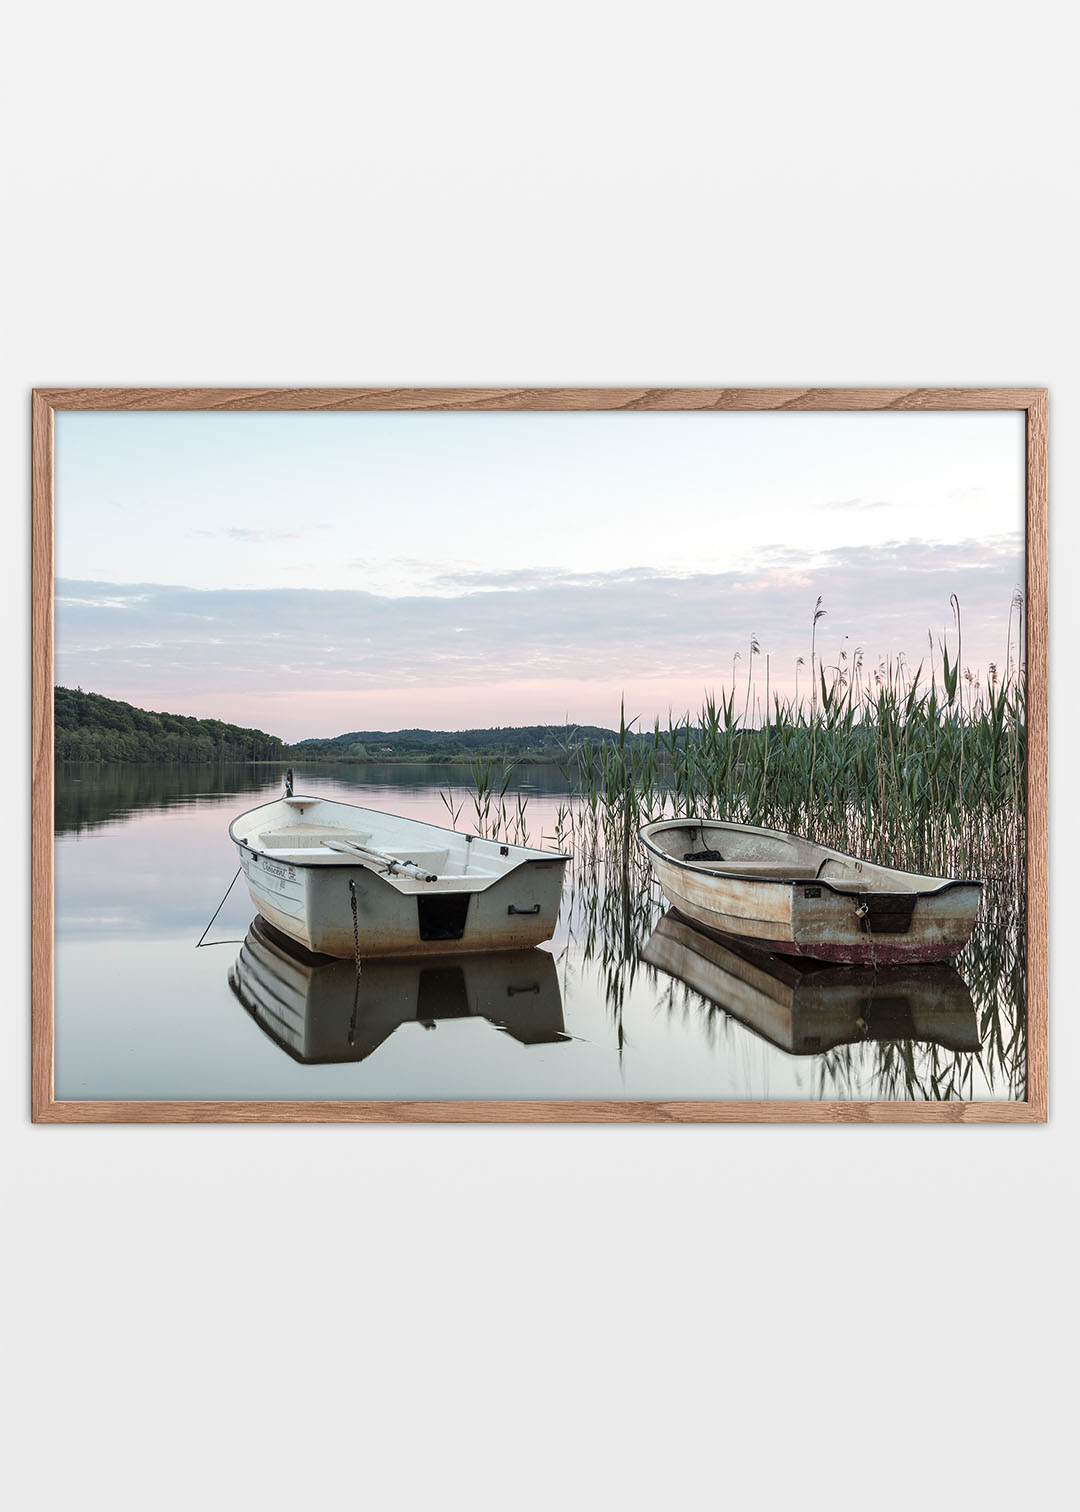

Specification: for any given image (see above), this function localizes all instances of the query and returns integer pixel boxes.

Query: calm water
[54,763,1026,1102]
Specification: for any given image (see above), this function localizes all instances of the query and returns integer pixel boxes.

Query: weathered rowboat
[638,818,981,965]
[229,916,568,1064]
[641,909,980,1055]
[229,792,570,958]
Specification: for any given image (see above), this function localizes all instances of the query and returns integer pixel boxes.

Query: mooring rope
[195,866,243,947]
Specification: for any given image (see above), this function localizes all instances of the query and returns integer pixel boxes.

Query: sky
[54,410,1026,740]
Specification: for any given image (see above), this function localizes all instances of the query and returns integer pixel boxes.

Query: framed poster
[31,388,1048,1122]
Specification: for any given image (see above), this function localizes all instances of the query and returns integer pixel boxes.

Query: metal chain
[348,879,362,1045]
[855,899,879,976]
[349,880,363,971]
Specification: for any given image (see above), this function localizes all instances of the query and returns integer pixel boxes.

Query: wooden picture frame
[31,387,1049,1123]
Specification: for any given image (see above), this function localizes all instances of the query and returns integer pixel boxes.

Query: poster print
[31,389,1048,1122]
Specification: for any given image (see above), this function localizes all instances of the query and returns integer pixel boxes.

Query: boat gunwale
[637,818,983,899]
[228,794,572,870]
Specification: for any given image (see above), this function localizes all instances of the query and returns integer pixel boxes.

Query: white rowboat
[229,793,570,958]
[638,818,981,965]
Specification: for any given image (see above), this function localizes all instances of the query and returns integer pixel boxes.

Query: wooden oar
[322,837,439,881]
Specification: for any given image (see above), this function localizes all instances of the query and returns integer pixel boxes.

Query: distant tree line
[59,689,758,768]
[55,687,286,763]
[290,724,656,763]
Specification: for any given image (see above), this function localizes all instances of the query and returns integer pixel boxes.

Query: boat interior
[233,796,553,880]
[254,824,455,874]
[645,820,925,891]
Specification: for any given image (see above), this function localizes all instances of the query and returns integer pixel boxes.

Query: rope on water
[196,867,243,948]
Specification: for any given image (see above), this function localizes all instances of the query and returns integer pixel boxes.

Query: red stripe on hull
[765,937,966,966]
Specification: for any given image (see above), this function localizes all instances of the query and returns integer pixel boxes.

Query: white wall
[4,3,1075,1508]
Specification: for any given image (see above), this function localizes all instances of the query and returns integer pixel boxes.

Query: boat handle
[507,983,540,996]
[507,904,541,915]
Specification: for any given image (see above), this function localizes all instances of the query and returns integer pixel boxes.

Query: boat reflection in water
[641,909,980,1057]
[229,915,569,1065]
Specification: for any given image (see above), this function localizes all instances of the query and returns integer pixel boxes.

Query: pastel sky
[55,410,1025,740]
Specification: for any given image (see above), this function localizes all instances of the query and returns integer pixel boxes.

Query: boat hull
[239,846,568,958]
[639,819,981,966]
[231,794,569,959]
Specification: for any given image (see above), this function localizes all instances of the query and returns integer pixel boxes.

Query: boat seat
[684,858,822,879]
[815,857,863,882]
[258,829,373,849]
[256,841,456,874]
[257,848,336,860]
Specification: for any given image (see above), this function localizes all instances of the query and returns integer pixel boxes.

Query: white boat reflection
[229,915,569,1064]
[641,909,980,1056]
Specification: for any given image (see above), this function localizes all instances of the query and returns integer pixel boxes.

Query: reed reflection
[642,909,980,1055]
[565,842,1023,1099]
[53,762,1025,1102]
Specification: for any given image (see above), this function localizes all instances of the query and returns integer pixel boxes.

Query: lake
[53,762,1026,1103]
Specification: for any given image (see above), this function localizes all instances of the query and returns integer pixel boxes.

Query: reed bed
[571,690,1021,885]
[440,598,1027,1100]
[554,598,1025,891]
[440,754,533,848]
[444,596,1025,889]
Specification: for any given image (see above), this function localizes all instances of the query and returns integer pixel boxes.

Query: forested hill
[54,688,286,763]
[54,688,654,765]
[293,724,652,761]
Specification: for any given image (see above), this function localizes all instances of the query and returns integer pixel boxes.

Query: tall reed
[551,598,1026,890]
[438,598,1027,1099]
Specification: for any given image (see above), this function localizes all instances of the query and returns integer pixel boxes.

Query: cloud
[429,564,667,592]
[191,527,305,544]
[825,497,890,511]
[55,590,153,610]
[55,533,1024,726]
[225,528,301,544]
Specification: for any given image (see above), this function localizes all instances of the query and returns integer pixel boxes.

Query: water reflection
[53,763,1026,1102]
[55,760,571,836]
[565,843,1024,1098]
[229,917,569,1065]
[641,910,980,1056]
[55,761,273,836]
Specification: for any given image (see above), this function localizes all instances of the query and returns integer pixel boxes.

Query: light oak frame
[31,388,1049,1123]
